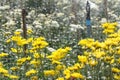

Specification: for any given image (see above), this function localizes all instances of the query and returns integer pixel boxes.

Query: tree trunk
[103,0,108,22]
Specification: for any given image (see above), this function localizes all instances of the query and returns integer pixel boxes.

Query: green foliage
[26,0,55,14]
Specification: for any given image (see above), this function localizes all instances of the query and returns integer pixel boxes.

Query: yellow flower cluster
[0,62,19,79]
[71,72,84,79]
[47,47,71,61]
[78,55,87,63]
[25,69,37,76]
[30,59,40,67]
[112,67,120,73]
[112,67,120,80]
[11,36,27,46]
[1,22,119,80]
[11,48,17,53]
[27,29,33,34]
[93,49,106,58]
[77,22,120,80]
[63,68,84,79]
[31,76,38,80]
[102,22,118,34]
[5,74,19,79]
[6,31,33,46]
[56,77,64,80]
[10,66,20,71]
[0,52,8,57]
[14,31,21,36]
[4,31,49,79]
[32,37,48,50]
[17,56,31,66]
[0,67,9,74]
[63,69,70,79]
[89,59,98,67]
[44,70,55,76]
[33,52,40,59]
[114,74,120,80]
[55,64,65,71]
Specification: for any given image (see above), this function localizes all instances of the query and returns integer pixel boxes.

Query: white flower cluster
[70,24,84,32]
[4,20,16,27]
[0,5,10,10]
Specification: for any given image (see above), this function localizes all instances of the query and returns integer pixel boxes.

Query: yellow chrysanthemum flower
[25,69,37,76]
[93,50,106,58]
[47,47,71,61]
[0,52,8,57]
[8,75,19,79]
[89,60,98,67]
[71,72,84,79]
[33,53,40,59]
[6,39,11,43]
[14,31,21,36]
[11,48,17,53]
[0,67,9,74]
[0,62,3,67]
[56,77,64,80]
[27,29,33,34]
[31,76,38,80]
[112,67,120,73]
[102,22,118,34]
[32,37,48,49]
[17,57,31,65]
[30,59,40,67]
[55,65,65,71]
[78,55,87,63]
[10,66,20,71]
[114,74,120,80]
[44,70,55,76]
[52,60,61,65]
[63,69,70,79]
[78,38,94,48]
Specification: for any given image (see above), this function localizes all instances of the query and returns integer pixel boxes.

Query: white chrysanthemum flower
[9,20,16,25]
[26,15,31,19]
[14,9,21,15]
[44,20,51,27]
[57,1,62,6]
[9,11,14,15]
[110,14,117,19]
[63,17,69,22]
[117,21,120,28]
[38,13,46,18]
[0,14,2,18]
[16,29,23,32]
[101,18,107,24]
[63,0,70,4]
[91,0,102,3]
[70,24,84,32]
[33,20,40,25]
[26,25,33,29]
[14,9,21,12]
[5,20,16,26]
[63,5,71,10]
[69,13,75,19]
[0,5,10,10]
[46,47,56,52]
[28,10,35,16]
[5,32,11,35]
[51,21,59,28]
[34,25,42,29]
[38,13,46,21]
[56,13,64,17]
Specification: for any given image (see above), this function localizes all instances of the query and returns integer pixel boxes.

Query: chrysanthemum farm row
[0,22,120,80]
